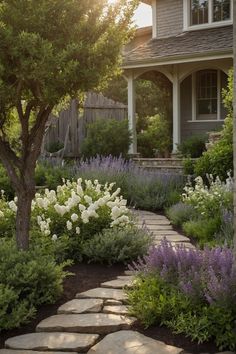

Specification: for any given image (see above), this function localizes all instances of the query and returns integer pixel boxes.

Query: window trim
[191,69,222,122]
[183,0,233,31]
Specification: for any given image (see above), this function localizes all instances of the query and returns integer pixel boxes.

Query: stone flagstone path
[1,210,232,354]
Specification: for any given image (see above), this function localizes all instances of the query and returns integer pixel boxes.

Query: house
[122,0,233,154]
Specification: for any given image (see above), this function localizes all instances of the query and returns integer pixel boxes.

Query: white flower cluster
[32,178,131,237]
[182,173,233,216]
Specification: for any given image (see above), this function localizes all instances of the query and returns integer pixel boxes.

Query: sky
[133,3,152,28]
[108,1,152,28]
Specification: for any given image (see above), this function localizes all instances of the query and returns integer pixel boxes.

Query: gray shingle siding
[156,0,183,39]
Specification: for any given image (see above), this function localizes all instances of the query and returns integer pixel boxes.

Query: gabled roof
[123,26,233,67]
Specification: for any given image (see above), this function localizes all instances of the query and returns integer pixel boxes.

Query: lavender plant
[128,240,236,349]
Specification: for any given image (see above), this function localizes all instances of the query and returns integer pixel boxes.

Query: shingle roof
[123,26,233,67]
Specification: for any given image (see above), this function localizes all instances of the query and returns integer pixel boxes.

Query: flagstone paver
[58,299,103,314]
[76,288,127,302]
[101,279,133,289]
[36,314,136,335]
[5,333,99,352]
[87,330,183,354]
[104,299,123,306]
[135,210,195,249]
[103,305,129,315]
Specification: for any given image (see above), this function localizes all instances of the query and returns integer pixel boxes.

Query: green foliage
[183,217,221,246]
[81,119,131,158]
[0,239,68,331]
[0,165,14,199]
[82,226,152,265]
[46,141,64,153]
[183,157,196,175]
[137,115,172,158]
[128,274,236,350]
[178,135,207,158]
[101,75,172,126]
[166,202,198,227]
[194,69,233,180]
[35,163,72,189]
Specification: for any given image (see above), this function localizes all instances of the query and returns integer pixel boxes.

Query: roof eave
[122,49,233,69]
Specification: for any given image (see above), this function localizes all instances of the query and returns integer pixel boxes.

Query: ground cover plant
[128,240,236,351]
[167,174,233,247]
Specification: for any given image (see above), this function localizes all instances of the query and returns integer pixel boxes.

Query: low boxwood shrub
[0,239,68,331]
[128,240,236,350]
[82,226,152,265]
[178,134,207,158]
[182,217,221,246]
[166,202,197,227]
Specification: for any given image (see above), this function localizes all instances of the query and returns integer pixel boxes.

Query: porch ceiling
[123,26,233,68]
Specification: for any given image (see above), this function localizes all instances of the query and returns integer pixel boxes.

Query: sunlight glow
[108,1,152,28]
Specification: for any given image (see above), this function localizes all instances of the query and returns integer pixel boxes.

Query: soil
[0,262,218,353]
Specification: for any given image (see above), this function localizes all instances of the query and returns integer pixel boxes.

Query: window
[184,0,232,29]
[190,70,228,122]
[213,0,230,22]
[196,70,217,120]
[191,0,209,25]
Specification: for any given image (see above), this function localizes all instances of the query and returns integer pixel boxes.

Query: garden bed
[0,261,218,353]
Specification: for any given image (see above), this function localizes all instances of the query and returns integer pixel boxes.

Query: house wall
[180,73,228,142]
[156,0,183,38]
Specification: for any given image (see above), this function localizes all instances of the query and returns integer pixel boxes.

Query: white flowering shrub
[182,174,233,217]
[4,178,132,243]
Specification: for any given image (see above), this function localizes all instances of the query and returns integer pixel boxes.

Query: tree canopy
[0,0,137,249]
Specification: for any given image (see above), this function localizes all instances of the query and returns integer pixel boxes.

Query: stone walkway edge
[1,210,232,354]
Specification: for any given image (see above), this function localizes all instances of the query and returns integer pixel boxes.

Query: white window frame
[183,0,233,31]
[189,69,224,122]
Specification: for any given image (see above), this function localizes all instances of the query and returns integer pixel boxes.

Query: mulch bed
[0,262,218,353]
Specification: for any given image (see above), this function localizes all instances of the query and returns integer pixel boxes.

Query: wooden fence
[43,92,127,158]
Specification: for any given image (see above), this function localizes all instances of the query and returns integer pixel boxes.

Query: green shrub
[166,202,197,227]
[137,114,172,158]
[46,141,64,153]
[183,157,196,175]
[81,118,131,158]
[82,226,152,265]
[178,134,207,158]
[0,239,68,331]
[183,217,221,246]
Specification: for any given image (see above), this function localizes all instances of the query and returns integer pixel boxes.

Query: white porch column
[172,67,181,153]
[127,74,137,154]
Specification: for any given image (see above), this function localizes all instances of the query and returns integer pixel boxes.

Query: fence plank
[42,93,127,158]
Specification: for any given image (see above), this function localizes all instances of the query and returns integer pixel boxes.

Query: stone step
[153,234,190,242]
[103,305,129,315]
[116,275,134,281]
[76,288,127,302]
[87,330,183,354]
[104,299,123,306]
[36,314,136,335]
[101,279,133,289]
[58,299,103,314]
[144,225,173,231]
[151,230,180,236]
[5,332,99,352]
[137,220,170,225]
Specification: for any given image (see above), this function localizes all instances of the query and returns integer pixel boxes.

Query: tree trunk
[15,186,35,251]
[234,0,236,265]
